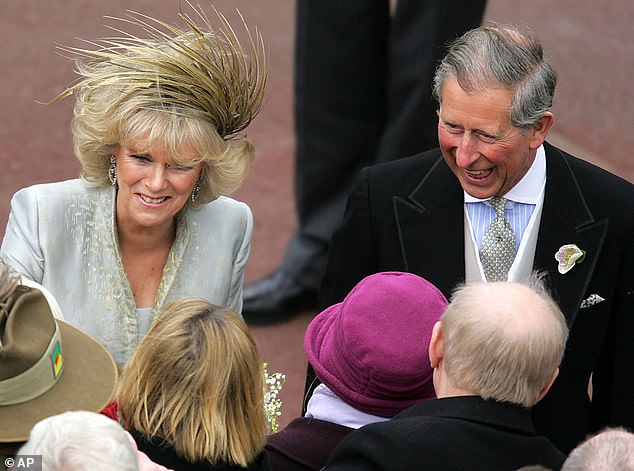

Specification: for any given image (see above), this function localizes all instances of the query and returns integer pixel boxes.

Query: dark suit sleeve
[592,239,634,430]
[323,425,406,471]
[318,168,378,309]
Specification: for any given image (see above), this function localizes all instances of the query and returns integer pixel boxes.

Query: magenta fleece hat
[304,271,448,417]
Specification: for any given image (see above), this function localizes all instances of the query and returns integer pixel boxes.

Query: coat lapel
[391,144,607,323]
[534,143,608,325]
[393,156,466,297]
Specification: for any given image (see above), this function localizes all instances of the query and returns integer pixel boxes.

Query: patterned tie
[480,197,517,282]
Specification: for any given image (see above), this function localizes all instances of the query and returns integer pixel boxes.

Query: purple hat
[305,271,448,417]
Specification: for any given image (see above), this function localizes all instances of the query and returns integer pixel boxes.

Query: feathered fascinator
[54,2,267,139]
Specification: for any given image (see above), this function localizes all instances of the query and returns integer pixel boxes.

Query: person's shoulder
[185,197,253,236]
[13,178,85,197]
[267,417,352,452]
[547,143,634,196]
[365,397,485,439]
[191,196,252,218]
[11,179,98,209]
[546,144,634,230]
[367,148,444,178]
[324,415,442,470]
[357,148,448,198]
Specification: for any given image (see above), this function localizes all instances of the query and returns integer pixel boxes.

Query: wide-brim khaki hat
[0,319,118,443]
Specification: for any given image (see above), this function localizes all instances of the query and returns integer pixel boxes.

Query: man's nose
[455,133,480,167]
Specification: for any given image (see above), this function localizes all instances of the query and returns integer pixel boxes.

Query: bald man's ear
[429,321,444,369]
[537,368,559,402]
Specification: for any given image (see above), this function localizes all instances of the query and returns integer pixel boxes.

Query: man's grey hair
[562,427,634,471]
[441,273,568,407]
[433,23,557,131]
[17,411,139,471]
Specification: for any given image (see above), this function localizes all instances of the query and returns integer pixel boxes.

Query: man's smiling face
[437,76,548,199]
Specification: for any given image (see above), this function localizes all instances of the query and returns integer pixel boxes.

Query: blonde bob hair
[117,298,266,467]
[56,4,267,206]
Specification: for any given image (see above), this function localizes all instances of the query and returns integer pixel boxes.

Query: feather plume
[53,1,267,139]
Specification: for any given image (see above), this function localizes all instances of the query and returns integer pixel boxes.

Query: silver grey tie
[480,197,517,282]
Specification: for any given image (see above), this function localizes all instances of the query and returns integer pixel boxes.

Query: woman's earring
[108,155,117,186]
[191,182,201,203]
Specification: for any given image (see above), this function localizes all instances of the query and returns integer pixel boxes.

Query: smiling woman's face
[437,76,549,199]
[114,135,202,235]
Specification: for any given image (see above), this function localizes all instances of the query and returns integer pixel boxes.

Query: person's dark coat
[266,417,353,471]
[319,142,634,452]
[324,396,566,471]
[130,430,271,471]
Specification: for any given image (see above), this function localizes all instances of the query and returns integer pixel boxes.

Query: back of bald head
[440,275,568,407]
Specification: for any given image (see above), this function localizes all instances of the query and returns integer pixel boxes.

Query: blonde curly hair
[55,3,267,206]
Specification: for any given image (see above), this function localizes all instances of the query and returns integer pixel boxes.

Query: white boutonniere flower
[555,244,586,274]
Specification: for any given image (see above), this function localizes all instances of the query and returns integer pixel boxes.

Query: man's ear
[528,111,554,150]
[429,321,444,369]
[537,368,559,402]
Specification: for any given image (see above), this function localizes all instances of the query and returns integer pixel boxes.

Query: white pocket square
[580,294,605,309]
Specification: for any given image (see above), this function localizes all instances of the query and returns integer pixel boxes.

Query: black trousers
[292,0,488,412]
[281,0,488,294]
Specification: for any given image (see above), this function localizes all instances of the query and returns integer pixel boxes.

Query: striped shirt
[465,145,547,251]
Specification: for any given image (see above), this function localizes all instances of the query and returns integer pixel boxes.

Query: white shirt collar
[464,145,546,205]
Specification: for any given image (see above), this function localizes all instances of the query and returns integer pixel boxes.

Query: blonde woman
[117,297,269,470]
[0,5,266,369]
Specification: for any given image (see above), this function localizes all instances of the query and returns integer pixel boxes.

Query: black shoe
[242,271,318,325]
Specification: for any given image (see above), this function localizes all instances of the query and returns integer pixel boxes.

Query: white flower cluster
[263,362,286,434]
